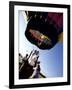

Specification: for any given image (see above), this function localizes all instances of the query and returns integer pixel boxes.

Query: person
[19,53,23,69]
[19,54,28,71]
[29,61,41,78]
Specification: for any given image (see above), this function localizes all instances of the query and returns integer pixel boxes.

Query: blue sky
[19,11,63,77]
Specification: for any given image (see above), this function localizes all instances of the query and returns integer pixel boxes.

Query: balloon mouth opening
[29,29,52,47]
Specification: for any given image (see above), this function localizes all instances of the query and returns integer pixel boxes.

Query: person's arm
[28,50,34,60]
[19,63,24,72]
[29,66,37,78]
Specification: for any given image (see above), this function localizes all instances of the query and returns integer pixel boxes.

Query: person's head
[19,53,20,56]
[26,54,28,58]
[37,56,39,60]
[37,61,40,64]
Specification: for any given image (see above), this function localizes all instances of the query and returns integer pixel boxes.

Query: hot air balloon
[24,11,63,50]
